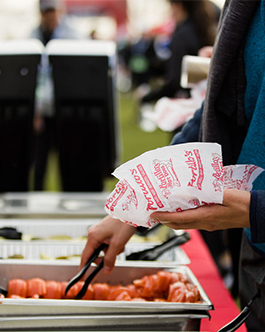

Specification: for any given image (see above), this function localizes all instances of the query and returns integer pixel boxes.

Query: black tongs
[0,227,22,240]
[126,231,190,261]
[65,243,108,300]
[217,289,260,332]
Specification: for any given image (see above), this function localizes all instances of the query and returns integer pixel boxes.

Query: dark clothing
[171,0,265,329]
[171,111,265,247]
[170,103,230,273]
[33,117,55,190]
[171,101,242,297]
[142,18,202,103]
[30,19,81,190]
[40,28,53,46]
[170,106,203,144]
[171,0,264,244]
[127,38,158,87]
[250,190,265,245]
[240,233,265,330]
[200,0,260,165]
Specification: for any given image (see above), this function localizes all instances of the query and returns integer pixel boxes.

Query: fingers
[80,237,117,275]
[103,223,136,274]
[151,205,222,232]
[150,210,196,231]
[79,237,103,271]
[103,241,125,275]
[79,216,136,275]
[151,207,205,225]
[151,190,251,231]
[79,218,110,271]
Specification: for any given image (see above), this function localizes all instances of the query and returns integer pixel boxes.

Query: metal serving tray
[0,261,213,313]
[0,192,109,218]
[0,261,212,331]
[0,218,172,242]
[0,240,190,265]
[0,218,101,239]
[0,219,190,265]
[0,312,210,331]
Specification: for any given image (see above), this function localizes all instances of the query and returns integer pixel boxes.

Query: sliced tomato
[5,270,200,303]
[192,286,200,302]
[155,271,172,294]
[185,290,195,303]
[44,281,62,299]
[107,287,132,301]
[27,278,46,298]
[61,281,79,299]
[133,278,145,288]
[136,275,158,299]
[8,279,27,298]
[125,284,141,298]
[76,281,94,300]
[170,272,188,284]
[116,291,131,301]
[168,288,186,302]
[185,284,200,302]
[93,283,110,300]
[167,282,186,302]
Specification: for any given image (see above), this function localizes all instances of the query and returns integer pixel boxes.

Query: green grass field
[43,92,170,192]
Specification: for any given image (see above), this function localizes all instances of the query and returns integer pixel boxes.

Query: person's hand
[80,215,136,275]
[198,46,213,58]
[150,189,251,231]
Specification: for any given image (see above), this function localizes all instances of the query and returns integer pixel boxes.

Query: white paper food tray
[0,219,190,265]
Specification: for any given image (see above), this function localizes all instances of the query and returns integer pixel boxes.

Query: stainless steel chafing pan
[0,260,212,331]
[0,192,109,218]
[0,312,210,331]
[0,219,190,264]
[0,260,213,314]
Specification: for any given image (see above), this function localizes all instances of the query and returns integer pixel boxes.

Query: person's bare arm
[150,189,251,231]
[80,215,136,274]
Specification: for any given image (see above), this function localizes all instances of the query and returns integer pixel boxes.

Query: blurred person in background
[137,0,220,103]
[126,30,158,88]
[30,0,82,190]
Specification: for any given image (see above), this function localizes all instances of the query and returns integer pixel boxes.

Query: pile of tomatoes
[4,271,200,303]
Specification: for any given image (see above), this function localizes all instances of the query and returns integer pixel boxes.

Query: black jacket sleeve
[170,104,203,145]
[250,190,265,243]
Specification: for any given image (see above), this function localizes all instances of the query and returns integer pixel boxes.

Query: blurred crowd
[118,0,220,96]
[26,0,222,193]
